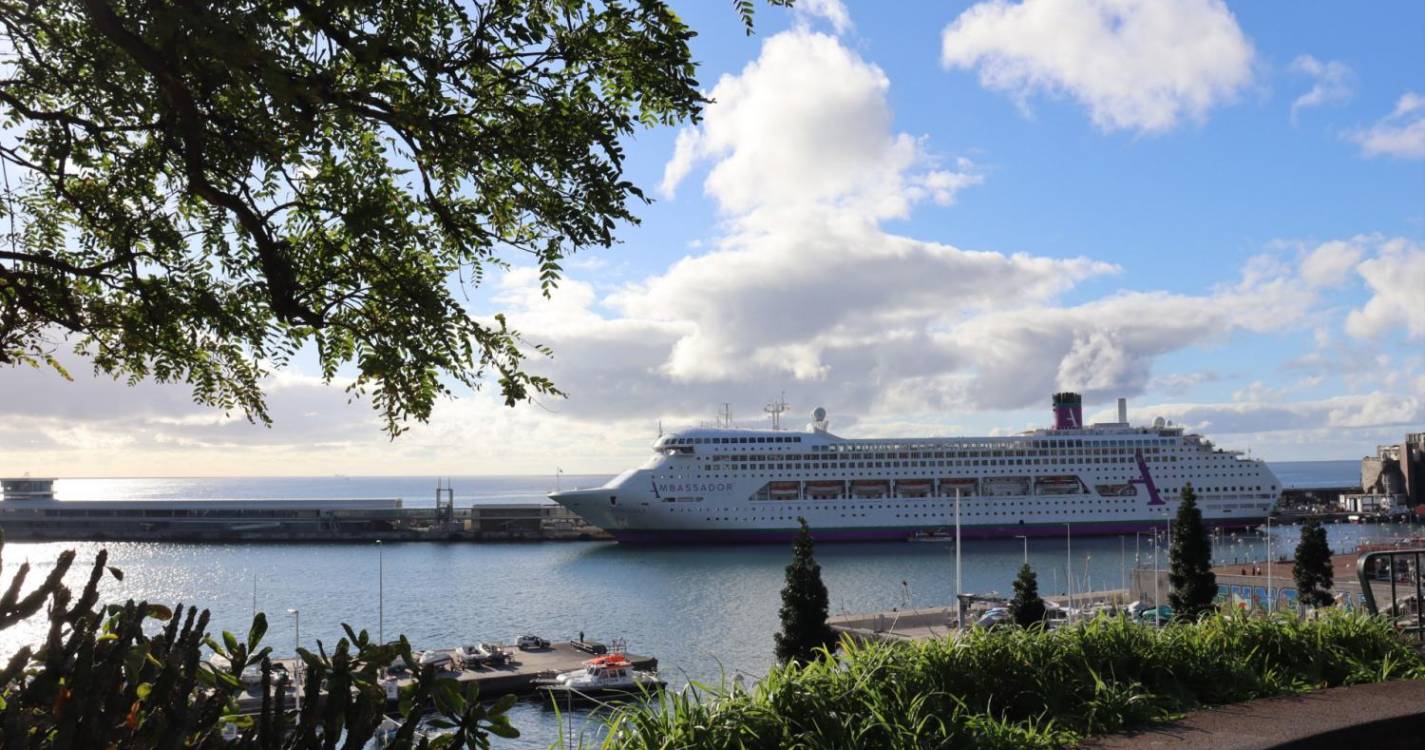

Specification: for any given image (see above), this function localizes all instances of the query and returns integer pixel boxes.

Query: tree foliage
[1009,563,1047,628]
[0,532,516,748]
[0,0,786,434]
[1294,517,1334,609]
[1167,484,1217,621]
[774,518,834,665]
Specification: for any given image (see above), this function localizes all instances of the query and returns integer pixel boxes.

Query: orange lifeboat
[895,479,932,497]
[769,481,801,499]
[851,480,889,498]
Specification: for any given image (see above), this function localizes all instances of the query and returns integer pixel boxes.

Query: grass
[592,611,1425,749]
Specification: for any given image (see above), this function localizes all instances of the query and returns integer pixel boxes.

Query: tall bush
[1294,517,1334,608]
[1009,564,1047,627]
[1168,484,1217,621]
[774,518,835,665]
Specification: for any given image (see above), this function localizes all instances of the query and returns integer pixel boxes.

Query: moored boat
[535,653,664,703]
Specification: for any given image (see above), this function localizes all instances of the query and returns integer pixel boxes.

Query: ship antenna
[720,402,732,429]
[764,393,789,431]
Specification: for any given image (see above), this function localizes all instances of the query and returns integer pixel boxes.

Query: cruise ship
[549,393,1280,543]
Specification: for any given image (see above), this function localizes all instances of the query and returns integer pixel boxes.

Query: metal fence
[1356,548,1425,640]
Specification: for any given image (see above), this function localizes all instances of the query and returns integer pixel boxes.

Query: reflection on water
[2,518,1420,747]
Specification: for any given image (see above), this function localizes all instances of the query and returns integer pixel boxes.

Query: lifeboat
[939,478,978,496]
[982,477,1030,497]
[895,479,933,497]
[805,481,846,498]
[1034,475,1083,495]
[769,481,801,500]
[850,480,890,498]
[1096,483,1138,497]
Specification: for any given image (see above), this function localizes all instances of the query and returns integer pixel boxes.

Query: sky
[2,0,1424,477]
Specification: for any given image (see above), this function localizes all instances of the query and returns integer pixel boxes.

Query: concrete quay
[233,641,657,714]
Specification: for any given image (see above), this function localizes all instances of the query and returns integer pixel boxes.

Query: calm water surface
[1,462,1397,746]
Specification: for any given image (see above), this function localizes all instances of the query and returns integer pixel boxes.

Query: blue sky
[3,0,1423,476]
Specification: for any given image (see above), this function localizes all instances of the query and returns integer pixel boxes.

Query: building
[1361,432,1425,507]
[1337,493,1400,515]
[0,477,56,501]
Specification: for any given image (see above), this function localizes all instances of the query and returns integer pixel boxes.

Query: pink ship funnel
[1052,392,1083,430]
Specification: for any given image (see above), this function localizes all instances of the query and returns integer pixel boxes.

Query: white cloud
[1348,92,1425,159]
[1136,390,1425,437]
[660,29,980,224]
[940,0,1255,133]
[1345,237,1425,340]
[1298,238,1363,288]
[1288,55,1353,120]
[795,0,852,34]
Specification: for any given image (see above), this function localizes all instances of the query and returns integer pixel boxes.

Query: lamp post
[376,539,384,644]
[1085,553,1092,604]
[1153,530,1161,627]
[1065,523,1073,623]
[287,608,301,710]
[1015,535,1028,566]
[954,488,963,629]
[1265,517,1273,614]
[287,608,300,653]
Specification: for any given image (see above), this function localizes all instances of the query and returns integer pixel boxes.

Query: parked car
[1136,605,1174,625]
[517,634,550,650]
[974,608,1011,629]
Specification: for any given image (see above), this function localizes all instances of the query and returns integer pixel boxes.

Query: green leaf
[247,612,267,652]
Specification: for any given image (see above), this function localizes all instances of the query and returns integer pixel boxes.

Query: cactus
[0,533,518,748]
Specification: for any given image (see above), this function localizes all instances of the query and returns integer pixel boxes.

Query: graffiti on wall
[1213,583,1370,612]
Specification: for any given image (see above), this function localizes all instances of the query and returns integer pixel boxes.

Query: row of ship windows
[666,436,803,445]
[703,449,1174,461]
[668,496,1273,515]
[706,457,1168,470]
[669,435,1183,450]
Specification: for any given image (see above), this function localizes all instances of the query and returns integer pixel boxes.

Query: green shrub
[0,536,517,748]
[598,611,1425,749]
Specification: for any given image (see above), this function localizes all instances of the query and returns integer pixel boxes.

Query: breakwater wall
[0,501,611,543]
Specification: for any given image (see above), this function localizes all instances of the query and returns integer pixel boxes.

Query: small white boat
[416,650,459,672]
[536,654,663,703]
[454,643,487,667]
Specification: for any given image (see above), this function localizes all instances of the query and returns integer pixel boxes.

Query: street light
[287,608,300,652]
[287,608,301,710]
[1014,535,1028,566]
[1265,517,1274,614]
[376,540,384,644]
[1065,523,1073,622]
[954,488,962,629]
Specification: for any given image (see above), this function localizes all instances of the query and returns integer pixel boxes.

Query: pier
[233,641,657,714]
